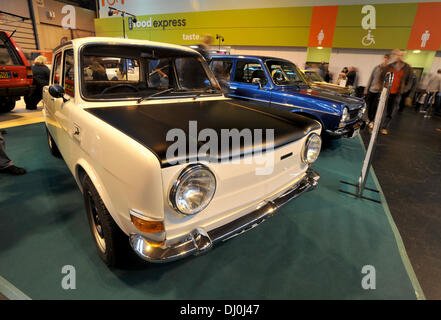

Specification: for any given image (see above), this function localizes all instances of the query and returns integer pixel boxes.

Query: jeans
[0,132,13,169]
[381,94,401,130]
[366,91,381,122]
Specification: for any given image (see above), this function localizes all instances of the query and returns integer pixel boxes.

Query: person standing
[422,69,441,118]
[364,54,390,129]
[194,34,214,62]
[337,67,348,87]
[346,66,357,88]
[24,55,50,110]
[398,71,417,112]
[380,49,413,135]
[0,131,26,175]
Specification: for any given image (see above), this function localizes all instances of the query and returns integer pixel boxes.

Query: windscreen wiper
[137,88,174,104]
[188,88,222,100]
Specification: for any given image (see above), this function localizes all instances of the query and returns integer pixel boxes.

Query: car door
[43,50,62,139]
[228,59,271,106]
[55,47,77,164]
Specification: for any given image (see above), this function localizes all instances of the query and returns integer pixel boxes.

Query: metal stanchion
[339,72,394,203]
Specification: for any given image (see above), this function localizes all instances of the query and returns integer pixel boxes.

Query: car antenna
[7,30,17,41]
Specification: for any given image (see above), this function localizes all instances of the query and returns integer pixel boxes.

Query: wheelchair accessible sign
[332,3,417,49]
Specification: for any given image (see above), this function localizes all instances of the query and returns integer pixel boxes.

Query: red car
[0,31,35,112]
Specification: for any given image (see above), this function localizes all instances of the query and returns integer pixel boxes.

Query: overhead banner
[407,2,441,50]
[96,7,312,47]
[95,2,439,50]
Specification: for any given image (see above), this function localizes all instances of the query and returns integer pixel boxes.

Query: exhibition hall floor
[0,122,423,299]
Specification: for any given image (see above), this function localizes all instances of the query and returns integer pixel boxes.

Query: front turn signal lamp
[130,214,164,234]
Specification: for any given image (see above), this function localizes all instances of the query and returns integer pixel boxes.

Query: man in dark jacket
[365,54,390,128]
[346,66,357,87]
[24,55,50,110]
[380,49,413,134]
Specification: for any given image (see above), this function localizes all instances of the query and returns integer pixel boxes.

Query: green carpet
[0,123,423,299]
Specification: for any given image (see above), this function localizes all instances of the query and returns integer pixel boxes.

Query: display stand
[339,72,394,203]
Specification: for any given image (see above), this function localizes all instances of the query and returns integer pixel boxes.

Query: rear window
[0,39,23,66]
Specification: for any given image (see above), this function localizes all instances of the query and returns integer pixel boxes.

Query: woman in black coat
[24,55,51,110]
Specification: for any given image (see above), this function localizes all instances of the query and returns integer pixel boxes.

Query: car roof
[211,55,295,65]
[52,37,199,56]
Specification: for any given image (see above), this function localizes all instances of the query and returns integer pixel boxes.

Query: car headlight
[169,164,216,215]
[341,106,350,122]
[302,133,322,165]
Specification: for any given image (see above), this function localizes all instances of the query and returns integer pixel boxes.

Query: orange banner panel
[308,6,339,47]
[407,2,441,50]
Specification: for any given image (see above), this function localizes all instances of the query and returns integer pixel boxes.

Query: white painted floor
[0,98,44,129]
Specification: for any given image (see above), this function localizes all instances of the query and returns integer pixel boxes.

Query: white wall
[328,48,389,87]
[229,46,307,67]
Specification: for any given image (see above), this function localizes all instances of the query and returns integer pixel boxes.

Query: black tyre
[0,98,16,112]
[46,128,62,158]
[82,175,132,268]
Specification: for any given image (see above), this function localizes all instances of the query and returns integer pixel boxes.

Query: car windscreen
[305,71,324,82]
[80,44,221,100]
[265,60,306,86]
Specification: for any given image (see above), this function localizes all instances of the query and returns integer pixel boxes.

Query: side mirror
[252,78,263,89]
[49,84,69,102]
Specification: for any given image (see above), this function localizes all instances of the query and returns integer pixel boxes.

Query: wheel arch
[74,159,127,234]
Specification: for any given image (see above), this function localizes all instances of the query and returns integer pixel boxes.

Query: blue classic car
[210,55,366,138]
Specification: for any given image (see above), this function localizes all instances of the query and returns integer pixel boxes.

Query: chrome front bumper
[129,169,320,263]
[326,119,364,138]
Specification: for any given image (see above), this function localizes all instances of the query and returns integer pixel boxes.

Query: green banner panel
[96,6,313,47]
[333,3,418,49]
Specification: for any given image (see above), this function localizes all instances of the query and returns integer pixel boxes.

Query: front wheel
[82,175,132,268]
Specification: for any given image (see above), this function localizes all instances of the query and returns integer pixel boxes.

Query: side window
[234,60,267,85]
[210,60,233,81]
[52,52,62,85]
[63,49,75,96]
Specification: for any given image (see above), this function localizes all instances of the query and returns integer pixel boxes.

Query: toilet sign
[421,30,430,48]
[308,6,338,47]
[407,2,441,50]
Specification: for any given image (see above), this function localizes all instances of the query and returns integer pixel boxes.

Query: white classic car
[43,37,322,267]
